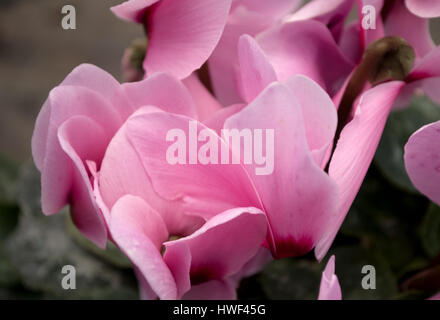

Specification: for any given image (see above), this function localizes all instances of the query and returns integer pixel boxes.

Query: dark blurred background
[0,0,142,163]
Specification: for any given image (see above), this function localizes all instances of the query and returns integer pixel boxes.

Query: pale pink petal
[404,121,440,206]
[98,108,204,236]
[32,64,127,170]
[38,86,121,216]
[405,0,440,18]
[133,267,158,300]
[401,47,440,106]
[232,0,301,20]
[385,1,435,59]
[111,0,160,23]
[109,195,177,300]
[182,73,222,122]
[57,116,108,247]
[60,64,131,119]
[256,20,354,96]
[316,81,405,260]
[141,0,232,79]
[32,100,51,171]
[284,0,354,40]
[409,46,440,79]
[125,111,262,220]
[284,75,337,168]
[284,0,353,24]
[208,6,275,105]
[182,280,237,300]
[203,104,246,136]
[224,83,339,258]
[163,207,267,297]
[236,35,277,103]
[318,255,342,300]
[422,78,440,105]
[229,247,272,283]
[122,73,197,119]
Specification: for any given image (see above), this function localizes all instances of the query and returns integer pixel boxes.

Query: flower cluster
[32,0,440,299]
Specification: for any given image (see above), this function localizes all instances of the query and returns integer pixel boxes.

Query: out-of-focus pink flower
[404,120,440,206]
[113,0,354,105]
[405,0,440,18]
[356,0,435,59]
[208,0,356,105]
[318,255,342,300]
[207,0,302,105]
[31,64,221,248]
[283,0,355,41]
[354,0,440,107]
[112,0,233,79]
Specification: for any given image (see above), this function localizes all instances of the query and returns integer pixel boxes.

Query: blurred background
[0,0,142,163]
[0,0,440,300]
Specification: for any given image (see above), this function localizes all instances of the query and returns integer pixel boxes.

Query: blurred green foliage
[0,159,138,299]
[375,96,440,192]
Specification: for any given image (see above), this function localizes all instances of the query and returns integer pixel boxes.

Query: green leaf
[0,203,19,241]
[420,203,440,258]
[375,95,440,192]
[341,166,427,273]
[258,258,322,300]
[0,152,19,204]
[5,163,138,299]
[0,244,20,288]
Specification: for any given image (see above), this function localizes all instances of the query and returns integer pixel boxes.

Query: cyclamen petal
[31,64,200,247]
[318,255,342,300]
[109,195,177,300]
[163,207,267,298]
[256,20,354,96]
[404,121,440,206]
[316,81,405,260]
[384,0,435,59]
[405,0,440,18]
[112,0,233,79]
[224,82,339,258]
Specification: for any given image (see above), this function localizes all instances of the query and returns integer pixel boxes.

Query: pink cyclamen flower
[404,120,440,206]
[32,63,272,299]
[118,32,404,260]
[31,64,221,247]
[234,34,405,259]
[318,255,342,300]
